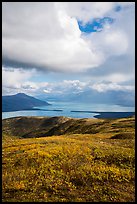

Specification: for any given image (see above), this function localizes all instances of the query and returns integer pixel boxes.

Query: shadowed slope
[2,116,135,139]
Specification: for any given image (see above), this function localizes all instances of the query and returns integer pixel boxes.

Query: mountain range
[37,89,135,107]
[2,93,50,112]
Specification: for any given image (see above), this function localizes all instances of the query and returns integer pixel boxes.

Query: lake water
[2,101,135,120]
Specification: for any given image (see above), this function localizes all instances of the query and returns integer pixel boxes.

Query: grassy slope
[2,116,135,137]
[2,116,135,202]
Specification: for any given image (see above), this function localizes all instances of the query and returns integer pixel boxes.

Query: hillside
[2,115,135,138]
[2,93,51,112]
[2,116,135,202]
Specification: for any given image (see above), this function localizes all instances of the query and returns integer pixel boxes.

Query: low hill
[2,93,51,112]
[2,116,135,138]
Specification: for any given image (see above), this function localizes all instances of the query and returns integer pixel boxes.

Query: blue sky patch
[78,17,114,33]
[115,5,122,12]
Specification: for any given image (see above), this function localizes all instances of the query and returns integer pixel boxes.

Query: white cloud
[106,73,134,83]
[91,82,134,93]
[2,2,102,72]
[62,80,86,88]
[56,2,115,23]
[2,67,37,95]
[2,2,135,104]
[2,2,135,75]
[2,67,134,102]
[43,89,52,94]
[2,66,35,88]
[101,30,128,55]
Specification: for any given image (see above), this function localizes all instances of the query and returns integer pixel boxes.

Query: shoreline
[71,110,135,118]
[2,108,63,112]
[93,112,135,119]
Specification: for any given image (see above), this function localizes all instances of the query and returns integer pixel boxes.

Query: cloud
[61,80,86,91]
[91,81,134,93]
[2,2,135,108]
[2,66,35,88]
[2,67,135,107]
[2,66,37,95]
[57,2,115,23]
[2,2,102,72]
[2,2,135,75]
[43,89,52,94]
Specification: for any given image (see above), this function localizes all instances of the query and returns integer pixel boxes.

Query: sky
[2,2,135,106]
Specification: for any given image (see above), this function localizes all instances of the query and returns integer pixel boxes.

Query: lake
[2,101,135,119]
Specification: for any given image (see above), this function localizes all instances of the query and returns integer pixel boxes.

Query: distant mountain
[37,89,135,107]
[70,90,135,107]
[2,93,51,112]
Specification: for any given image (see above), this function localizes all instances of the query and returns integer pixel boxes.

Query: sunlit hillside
[2,116,135,202]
